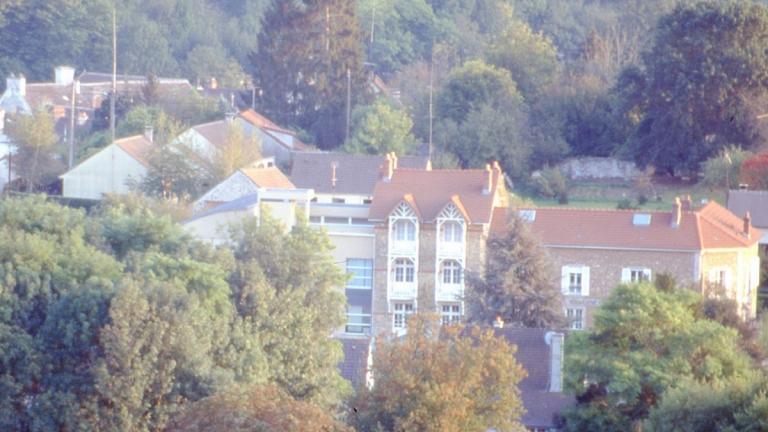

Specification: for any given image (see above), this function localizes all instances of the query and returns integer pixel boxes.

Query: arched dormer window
[394,219,416,241]
[390,201,418,244]
[437,203,465,245]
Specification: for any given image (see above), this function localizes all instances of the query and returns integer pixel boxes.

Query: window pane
[346,259,373,289]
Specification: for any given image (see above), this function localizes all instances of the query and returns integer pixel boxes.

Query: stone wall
[557,157,641,181]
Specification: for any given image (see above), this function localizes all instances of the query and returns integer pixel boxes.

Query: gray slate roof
[289,152,429,195]
[727,189,768,228]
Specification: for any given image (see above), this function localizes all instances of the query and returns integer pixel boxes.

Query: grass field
[515,178,728,211]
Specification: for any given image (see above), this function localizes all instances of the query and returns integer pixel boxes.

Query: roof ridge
[524,206,675,213]
[698,204,752,246]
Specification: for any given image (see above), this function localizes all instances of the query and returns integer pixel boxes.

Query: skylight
[518,210,536,222]
[632,213,652,226]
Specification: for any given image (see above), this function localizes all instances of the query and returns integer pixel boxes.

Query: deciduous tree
[344,99,416,155]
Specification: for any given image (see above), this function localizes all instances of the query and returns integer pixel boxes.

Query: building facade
[521,198,761,329]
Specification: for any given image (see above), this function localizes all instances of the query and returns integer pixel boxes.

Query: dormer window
[442,221,463,242]
[394,219,416,241]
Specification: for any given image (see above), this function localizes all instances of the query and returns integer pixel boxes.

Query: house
[368,158,510,336]
[193,157,295,212]
[60,129,154,200]
[727,189,768,245]
[520,197,762,329]
[183,188,314,244]
[494,325,572,432]
[2,66,195,131]
[290,152,430,204]
[173,109,309,167]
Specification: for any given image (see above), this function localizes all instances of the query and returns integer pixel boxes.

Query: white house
[60,132,152,200]
[193,157,295,212]
[183,188,314,244]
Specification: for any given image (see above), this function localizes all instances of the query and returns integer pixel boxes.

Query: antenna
[428,47,434,160]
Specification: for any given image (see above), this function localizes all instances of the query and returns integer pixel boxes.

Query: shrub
[741,152,768,189]
[532,166,567,201]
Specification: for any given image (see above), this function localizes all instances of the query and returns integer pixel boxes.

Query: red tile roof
[520,201,760,251]
[239,166,294,189]
[114,135,153,166]
[368,166,506,224]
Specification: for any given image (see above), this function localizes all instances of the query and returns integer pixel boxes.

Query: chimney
[671,197,682,228]
[493,316,504,329]
[54,66,75,86]
[546,332,565,393]
[143,124,154,143]
[331,161,338,189]
[381,153,394,181]
[482,164,492,195]
[744,212,752,239]
[682,195,693,211]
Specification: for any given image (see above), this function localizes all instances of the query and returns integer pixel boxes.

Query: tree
[168,385,351,432]
[228,214,350,408]
[699,145,753,190]
[344,99,416,155]
[185,44,248,88]
[619,2,768,174]
[252,0,367,149]
[467,212,563,328]
[486,10,560,100]
[562,283,753,431]
[5,108,63,190]
[352,314,526,432]
[436,60,522,125]
[740,151,768,190]
[647,372,768,432]
[209,122,262,182]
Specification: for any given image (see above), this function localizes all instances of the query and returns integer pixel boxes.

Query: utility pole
[369,0,376,57]
[428,48,434,160]
[110,3,117,192]
[67,79,77,169]
[345,68,352,144]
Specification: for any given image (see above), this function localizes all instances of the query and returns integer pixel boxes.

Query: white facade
[193,170,260,212]
[61,143,146,200]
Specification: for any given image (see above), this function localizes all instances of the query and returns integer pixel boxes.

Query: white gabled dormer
[435,199,468,317]
[387,199,419,332]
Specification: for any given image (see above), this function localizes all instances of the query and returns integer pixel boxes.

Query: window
[440,303,461,325]
[347,259,373,289]
[441,221,463,242]
[393,258,415,283]
[441,260,462,284]
[393,302,414,329]
[566,308,584,330]
[332,197,346,204]
[345,304,371,334]
[324,216,348,224]
[561,266,590,296]
[394,219,416,241]
[309,216,321,224]
[708,267,731,290]
[622,267,651,283]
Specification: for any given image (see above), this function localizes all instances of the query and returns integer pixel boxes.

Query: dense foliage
[0,196,349,430]
[351,314,527,432]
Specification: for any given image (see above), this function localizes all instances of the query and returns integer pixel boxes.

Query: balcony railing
[437,241,464,257]
[345,313,372,334]
[391,281,418,299]
[436,282,463,302]
[391,239,418,256]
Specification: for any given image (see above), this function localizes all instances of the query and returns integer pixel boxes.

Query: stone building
[520,197,762,329]
[367,156,509,336]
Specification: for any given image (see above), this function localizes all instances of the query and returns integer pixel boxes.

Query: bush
[741,152,768,189]
[532,166,567,201]
[616,198,637,210]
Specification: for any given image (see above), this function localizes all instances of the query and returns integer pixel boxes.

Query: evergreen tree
[251,0,367,149]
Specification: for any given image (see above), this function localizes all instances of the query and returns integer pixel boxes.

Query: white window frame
[566,307,584,330]
[441,259,463,285]
[441,220,463,243]
[621,267,652,284]
[708,267,732,291]
[393,219,416,241]
[561,265,590,296]
[440,303,462,325]
[393,302,414,330]
[393,258,415,283]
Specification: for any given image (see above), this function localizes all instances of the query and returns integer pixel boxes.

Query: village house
[60,127,154,199]
[520,197,762,329]
[367,159,510,336]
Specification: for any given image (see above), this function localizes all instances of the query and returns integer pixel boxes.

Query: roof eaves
[402,194,422,220]
[448,194,472,224]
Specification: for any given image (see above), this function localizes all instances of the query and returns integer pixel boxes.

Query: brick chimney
[744,211,752,239]
[143,124,154,143]
[380,153,394,181]
[482,164,492,195]
[493,316,504,328]
[671,197,682,228]
[546,332,565,393]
